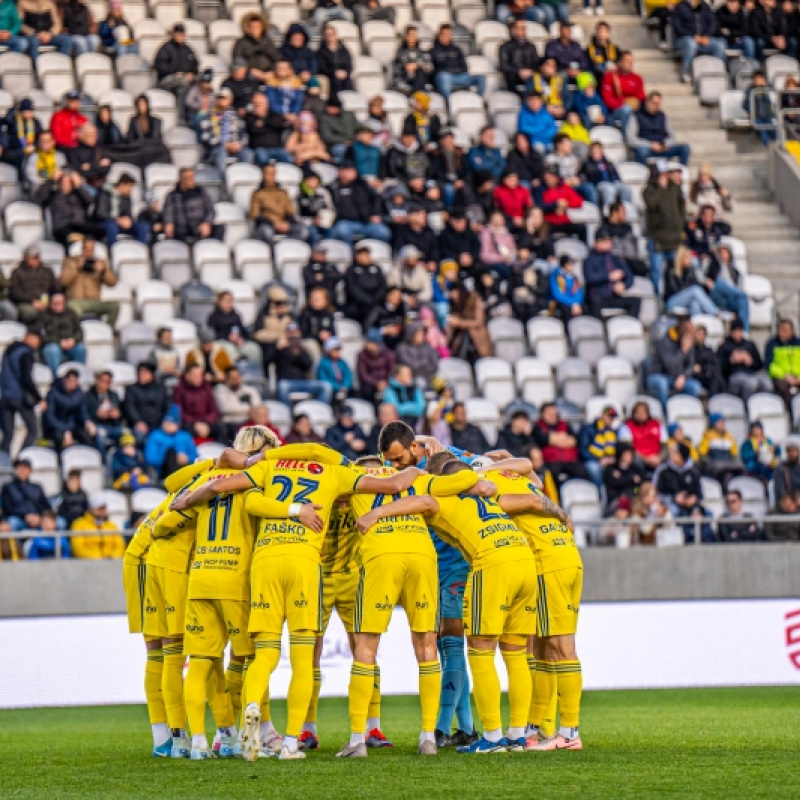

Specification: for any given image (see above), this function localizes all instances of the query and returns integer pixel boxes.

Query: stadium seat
[567,316,607,366]
[234,239,274,287]
[194,239,233,290]
[514,357,555,406]
[691,55,728,105]
[294,399,335,437]
[666,395,707,446]
[719,89,750,129]
[526,317,567,367]
[475,357,516,410]
[81,320,116,373]
[560,479,602,545]
[437,357,474,402]
[112,241,151,289]
[119,322,157,365]
[37,53,75,101]
[61,445,105,495]
[4,202,44,248]
[727,475,769,517]
[264,400,292,437]
[219,280,257,326]
[464,397,500,446]
[743,275,775,328]
[747,392,789,444]
[624,394,664,422]
[131,487,168,514]
[487,318,526,365]
[0,52,35,98]
[214,202,249,249]
[585,395,623,423]
[556,357,595,410]
[708,393,748,443]
[164,126,203,170]
[153,240,193,290]
[346,398,377,431]
[75,53,115,101]
[596,356,637,408]
[606,316,647,365]
[197,442,226,461]
[691,314,724,348]
[700,476,724,520]
[135,280,174,327]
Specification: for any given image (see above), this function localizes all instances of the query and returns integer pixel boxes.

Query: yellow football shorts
[249,554,322,634]
[122,559,147,634]
[536,566,583,637]
[321,569,359,633]
[463,557,538,637]
[183,598,254,658]
[354,553,438,635]
[142,564,189,639]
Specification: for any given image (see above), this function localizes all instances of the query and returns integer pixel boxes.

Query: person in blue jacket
[571,72,609,128]
[582,231,641,319]
[316,336,353,402]
[517,91,558,152]
[280,23,318,84]
[549,254,585,321]
[324,403,368,461]
[467,126,506,181]
[144,405,198,480]
[382,363,426,427]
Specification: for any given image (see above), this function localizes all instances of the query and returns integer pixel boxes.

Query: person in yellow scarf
[8,97,42,171]
[402,91,442,148]
[24,130,67,189]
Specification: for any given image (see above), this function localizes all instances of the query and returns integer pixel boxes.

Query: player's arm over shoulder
[497,491,570,526]
[262,443,345,466]
[354,493,439,533]
[153,507,197,539]
[420,469,479,496]
[352,465,422,495]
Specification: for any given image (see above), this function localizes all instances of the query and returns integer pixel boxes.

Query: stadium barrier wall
[2,544,800,618]
[769,144,800,231]
[2,600,800,708]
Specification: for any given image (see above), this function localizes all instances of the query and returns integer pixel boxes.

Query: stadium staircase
[574,1,800,334]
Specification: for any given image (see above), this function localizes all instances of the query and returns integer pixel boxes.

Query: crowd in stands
[0,0,797,561]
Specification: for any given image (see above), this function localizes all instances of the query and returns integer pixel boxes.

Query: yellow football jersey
[321,498,360,574]
[350,468,480,564]
[429,493,532,570]
[243,459,364,565]
[491,471,583,573]
[260,443,348,466]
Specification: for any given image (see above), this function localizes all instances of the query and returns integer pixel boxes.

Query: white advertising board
[1,599,800,708]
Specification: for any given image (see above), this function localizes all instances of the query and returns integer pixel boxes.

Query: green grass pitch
[2,688,799,799]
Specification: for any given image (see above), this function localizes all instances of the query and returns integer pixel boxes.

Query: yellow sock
[162,642,186,731]
[225,660,246,725]
[243,636,281,710]
[529,660,557,733]
[467,647,502,733]
[348,662,375,734]
[144,647,166,725]
[207,658,234,728]
[286,633,316,738]
[184,657,214,737]
[306,666,322,725]
[501,649,531,731]
[418,661,441,733]
[368,664,381,722]
[555,660,582,728]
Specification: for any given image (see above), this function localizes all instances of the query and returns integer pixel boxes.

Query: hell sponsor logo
[274,460,325,475]
[785,608,800,669]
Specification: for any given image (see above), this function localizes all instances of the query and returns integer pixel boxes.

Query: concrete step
[738,238,800,254]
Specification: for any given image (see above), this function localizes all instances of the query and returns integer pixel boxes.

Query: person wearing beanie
[698,413,744,485]
[402,91,442,148]
[549,254,584,321]
[717,319,772,400]
[144,404,198,478]
[112,433,150,491]
[666,422,699,463]
[316,336,353,403]
[571,71,610,128]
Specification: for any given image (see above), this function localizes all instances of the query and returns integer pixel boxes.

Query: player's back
[321,499,359,574]
[349,468,437,563]
[124,496,171,565]
[492,471,582,573]
[430,493,533,570]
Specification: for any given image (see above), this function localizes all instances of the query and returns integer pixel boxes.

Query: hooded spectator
[173,363,221,441]
[43,368,96,449]
[232,12,280,82]
[144,405,198,478]
[123,362,170,443]
[280,23,317,83]
[357,328,396,404]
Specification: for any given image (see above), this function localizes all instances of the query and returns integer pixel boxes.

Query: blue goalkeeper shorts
[439,561,470,620]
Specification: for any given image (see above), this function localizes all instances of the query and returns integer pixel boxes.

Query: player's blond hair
[232,425,281,455]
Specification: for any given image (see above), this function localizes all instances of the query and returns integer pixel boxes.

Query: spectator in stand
[299,286,335,347]
[253,285,294,355]
[0,325,43,451]
[3,458,52,532]
[207,290,258,365]
[449,401,490,453]
[627,92,691,165]
[357,328,396,404]
[693,323,724,397]
[496,409,537,457]
[532,402,588,483]
[546,133,594,198]
[751,0,795,60]
[348,125,382,185]
[153,327,180,381]
[540,165,587,240]
[493,169,533,230]
[329,161,391,244]
[496,0,548,24]
[316,24,354,99]
[245,92,293,166]
[285,413,324,445]
[766,318,800,410]
[586,21,619,77]
[123,361,169,445]
[364,402,397,451]
[99,1,136,57]
[5,98,42,173]
[499,19,541,95]
[61,0,99,56]
[184,70,215,125]
[43,368,96,450]
[532,57,568,120]
[667,420,699,461]
[392,24,433,95]
[66,123,111,181]
[57,469,89,528]
[516,206,557,274]
[745,71,779,147]
[163,168,221,243]
[249,161,305,244]
[9,244,58,323]
[468,126,506,181]
[214,366,261,440]
[0,0,27,54]
[395,323,438,385]
[647,318,703,409]
[402,92,442,150]
[447,282,493,359]
[644,161,686,290]
[86,369,124,453]
[664,245,720,317]
[717,319,772,400]
[718,489,762,542]
[94,173,149,246]
[671,0,727,83]
[173,363,221,442]
[479,211,518,278]
[571,72,609,129]
[685,204,731,258]
[144,405,198,479]
[698,412,743,485]
[185,326,234,385]
[581,141,632,210]
[233,12,280,83]
[549,254,584,322]
[741,420,780,482]
[393,205,439,272]
[341,244,386,324]
[597,202,648,278]
[265,60,306,121]
[50,92,87,151]
[517,92,558,153]
[583,231,640,318]
[316,336,353,403]
[716,0,756,59]
[431,23,486,100]
[111,433,149,491]
[320,95,359,163]
[154,23,198,97]
[196,87,253,174]
[690,161,733,216]
[579,404,619,488]
[600,51,646,130]
[268,322,332,406]
[538,0,571,25]
[302,245,340,303]
[439,210,482,280]
[544,21,589,78]
[247,405,284,444]
[603,443,647,510]
[774,440,800,502]
[700,247,750,333]
[383,363,426,427]
[313,0,353,29]
[60,237,119,328]
[19,0,72,60]
[620,400,664,471]
[280,23,317,85]
[37,171,99,247]
[325,403,367,462]
[765,489,800,540]
[38,292,85,374]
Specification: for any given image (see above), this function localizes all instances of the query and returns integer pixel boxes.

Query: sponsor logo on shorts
[145,596,157,614]
[165,604,175,614]
[251,593,270,610]
[375,595,393,611]
[500,604,511,612]
[449,581,466,596]
[185,615,204,634]
[416,594,429,610]
[227,620,241,635]
[295,591,308,608]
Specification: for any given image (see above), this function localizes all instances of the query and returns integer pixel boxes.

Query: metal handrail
[776,89,800,149]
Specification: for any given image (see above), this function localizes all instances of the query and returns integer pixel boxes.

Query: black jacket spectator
[672,0,721,38]
[325,419,367,462]
[343,259,387,323]
[364,295,407,349]
[57,485,89,527]
[94,185,134,225]
[393,222,439,263]
[749,3,789,40]
[207,307,246,342]
[430,39,469,76]
[583,245,636,317]
[499,34,540,92]
[684,217,732,257]
[316,39,354,90]
[718,514,761,542]
[263,340,314,380]
[655,454,703,506]
[717,333,764,382]
[716,3,750,45]
[163,182,215,241]
[154,39,199,82]
[123,375,170,432]
[439,219,481,273]
[774,450,800,504]
[0,334,42,451]
[651,326,696,381]
[450,421,490,453]
[303,257,341,301]
[603,457,647,508]
[36,178,98,246]
[495,424,537,457]
[43,377,90,444]
[330,177,382,223]
[299,305,335,344]
[580,155,622,187]
[1,475,49,519]
[245,107,290,149]
[506,144,545,187]
[429,144,472,187]
[126,108,163,142]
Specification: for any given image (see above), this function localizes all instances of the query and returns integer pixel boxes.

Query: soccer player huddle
[122,420,584,761]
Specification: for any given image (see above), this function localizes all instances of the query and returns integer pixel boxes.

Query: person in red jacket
[356,327,396,405]
[620,400,664,472]
[492,168,533,229]
[532,402,591,485]
[50,91,88,150]
[173,363,222,442]
[600,51,646,131]
[541,165,586,241]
